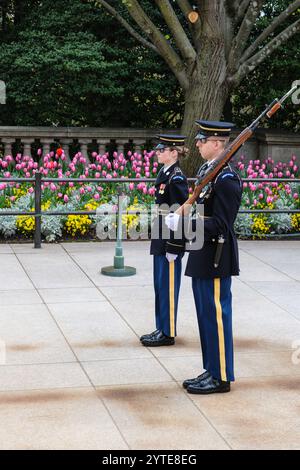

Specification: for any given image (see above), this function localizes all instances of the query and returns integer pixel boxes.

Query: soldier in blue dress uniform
[182,120,242,394]
[140,135,189,347]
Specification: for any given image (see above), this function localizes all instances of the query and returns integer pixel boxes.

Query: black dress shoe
[187,375,231,394]
[141,330,175,347]
[182,370,211,389]
[140,329,160,342]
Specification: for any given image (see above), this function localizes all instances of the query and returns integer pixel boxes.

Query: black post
[34,172,42,248]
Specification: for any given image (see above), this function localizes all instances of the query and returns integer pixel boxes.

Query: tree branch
[154,0,196,65]
[225,0,249,21]
[237,0,251,24]
[95,0,158,54]
[225,0,239,13]
[228,0,264,68]
[176,0,193,15]
[123,0,190,90]
[240,0,300,63]
[176,0,202,47]
[229,18,300,85]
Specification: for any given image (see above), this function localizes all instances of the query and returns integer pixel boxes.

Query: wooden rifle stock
[177,85,298,215]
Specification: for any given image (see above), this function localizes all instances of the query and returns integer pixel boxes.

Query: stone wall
[0,126,299,163]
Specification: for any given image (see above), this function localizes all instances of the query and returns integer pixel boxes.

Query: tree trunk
[180,67,230,177]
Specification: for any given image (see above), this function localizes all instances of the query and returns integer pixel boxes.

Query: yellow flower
[42,200,51,211]
[16,209,35,235]
[122,204,145,230]
[291,214,300,232]
[251,214,270,237]
[65,215,92,236]
[84,200,100,211]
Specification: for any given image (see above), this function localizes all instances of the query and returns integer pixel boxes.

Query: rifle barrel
[180,85,299,212]
[267,85,298,118]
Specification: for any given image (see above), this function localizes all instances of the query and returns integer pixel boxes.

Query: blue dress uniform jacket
[150,163,189,255]
[150,162,189,337]
[185,165,242,279]
[185,163,242,382]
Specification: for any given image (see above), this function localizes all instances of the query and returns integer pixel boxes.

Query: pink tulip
[64,195,69,203]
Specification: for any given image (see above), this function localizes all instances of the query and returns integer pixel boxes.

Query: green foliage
[0,0,298,130]
[0,0,181,127]
[232,0,300,130]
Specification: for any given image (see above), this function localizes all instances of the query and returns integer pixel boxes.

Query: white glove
[166,252,178,263]
[165,213,180,231]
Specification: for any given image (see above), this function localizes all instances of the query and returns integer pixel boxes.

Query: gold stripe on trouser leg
[169,261,175,337]
[214,278,227,381]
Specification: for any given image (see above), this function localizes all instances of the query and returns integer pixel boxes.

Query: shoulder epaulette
[214,164,241,186]
[169,166,185,183]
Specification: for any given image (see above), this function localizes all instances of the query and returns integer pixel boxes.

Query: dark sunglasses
[156,147,169,154]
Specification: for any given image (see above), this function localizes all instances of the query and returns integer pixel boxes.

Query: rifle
[178,85,298,214]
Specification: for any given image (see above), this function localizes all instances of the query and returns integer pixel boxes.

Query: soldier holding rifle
[185,120,242,394]
[165,86,297,394]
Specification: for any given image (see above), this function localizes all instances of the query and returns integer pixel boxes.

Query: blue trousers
[192,277,234,382]
[153,254,183,337]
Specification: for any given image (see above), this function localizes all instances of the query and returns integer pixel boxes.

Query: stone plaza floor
[0,240,299,450]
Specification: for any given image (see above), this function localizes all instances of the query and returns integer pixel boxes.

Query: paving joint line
[63,243,233,450]
[11,244,131,450]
